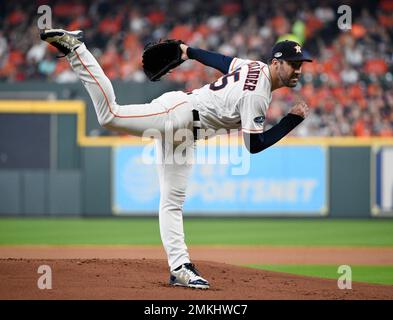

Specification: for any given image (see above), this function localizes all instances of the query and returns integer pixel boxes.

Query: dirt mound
[0,259,392,300]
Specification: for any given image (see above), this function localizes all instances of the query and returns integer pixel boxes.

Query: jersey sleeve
[238,95,269,134]
[228,57,252,73]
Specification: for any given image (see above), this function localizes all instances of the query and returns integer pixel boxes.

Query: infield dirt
[0,246,392,300]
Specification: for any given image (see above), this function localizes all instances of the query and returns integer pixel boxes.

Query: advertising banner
[374,147,393,216]
[113,144,327,216]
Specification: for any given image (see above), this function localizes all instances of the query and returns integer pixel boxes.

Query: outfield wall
[0,85,392,218]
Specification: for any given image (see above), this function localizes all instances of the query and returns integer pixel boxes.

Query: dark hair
[268,58,283,65]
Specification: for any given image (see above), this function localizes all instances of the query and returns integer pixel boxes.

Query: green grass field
[247,265,393,286]
[1,218,392,285]
[1,217,393,246]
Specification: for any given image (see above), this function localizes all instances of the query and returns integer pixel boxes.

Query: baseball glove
[142,39,185,81]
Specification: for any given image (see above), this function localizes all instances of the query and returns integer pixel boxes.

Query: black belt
[192,109,201,141]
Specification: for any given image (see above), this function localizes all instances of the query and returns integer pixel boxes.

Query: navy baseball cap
[271,40,313,62]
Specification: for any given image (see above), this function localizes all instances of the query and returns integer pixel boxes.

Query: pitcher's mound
[0,259,392,300]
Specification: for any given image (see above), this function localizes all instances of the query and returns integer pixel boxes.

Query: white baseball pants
[67,44,195,270]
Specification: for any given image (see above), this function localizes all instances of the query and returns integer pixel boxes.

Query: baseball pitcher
[40,28,312,290]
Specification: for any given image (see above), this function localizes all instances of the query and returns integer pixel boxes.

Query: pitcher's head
[269,40,313,88]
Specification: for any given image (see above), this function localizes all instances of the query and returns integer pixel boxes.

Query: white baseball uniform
[66,43,273,270]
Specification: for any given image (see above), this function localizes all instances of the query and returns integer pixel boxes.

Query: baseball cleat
[40,29,84,56]
[169,263,210,289]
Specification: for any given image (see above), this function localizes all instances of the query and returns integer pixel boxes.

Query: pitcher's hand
[289,101,309,119]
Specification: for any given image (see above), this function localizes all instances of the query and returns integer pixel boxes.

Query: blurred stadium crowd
[0,0,392,136]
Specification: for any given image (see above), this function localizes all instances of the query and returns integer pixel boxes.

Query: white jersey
[189,58,273,134]
[66,43,275,273]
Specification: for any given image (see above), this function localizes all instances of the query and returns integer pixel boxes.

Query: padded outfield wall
[0,83,392,218]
